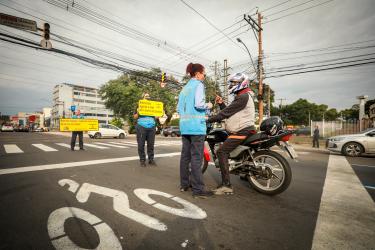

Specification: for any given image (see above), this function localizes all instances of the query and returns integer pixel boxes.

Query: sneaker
[149,160,157,166]
[140,161,146,167]
[213,184,234,195]
[180,186,189,192]
[192,190,214,198]
[79,148,85,151]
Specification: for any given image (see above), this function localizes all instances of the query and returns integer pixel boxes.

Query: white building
[51,83,114,127]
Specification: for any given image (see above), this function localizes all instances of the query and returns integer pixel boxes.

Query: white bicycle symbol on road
[47,179,207,249]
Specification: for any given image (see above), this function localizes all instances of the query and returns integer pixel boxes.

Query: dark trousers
[217,128,255,185]
[180,135,205,194]
[313,137,319,148]
[136,125,155,162]
[71,131,83,150]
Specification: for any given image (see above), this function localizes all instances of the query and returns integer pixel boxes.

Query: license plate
[285,145,298,159]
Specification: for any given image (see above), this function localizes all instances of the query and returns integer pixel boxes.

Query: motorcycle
[202,123,298,195]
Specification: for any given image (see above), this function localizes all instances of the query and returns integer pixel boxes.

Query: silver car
[326,128,375,157]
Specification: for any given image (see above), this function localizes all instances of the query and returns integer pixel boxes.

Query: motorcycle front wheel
[247,150,292,196]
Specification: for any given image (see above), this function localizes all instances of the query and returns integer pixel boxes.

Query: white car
[1,124,14,132]
[88,124,127,139]
[326,128,375,157]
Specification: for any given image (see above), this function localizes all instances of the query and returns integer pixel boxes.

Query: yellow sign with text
[138,100,164,117]
[59,119,99,132]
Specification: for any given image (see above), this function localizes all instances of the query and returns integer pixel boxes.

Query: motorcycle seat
[242,132,268,145]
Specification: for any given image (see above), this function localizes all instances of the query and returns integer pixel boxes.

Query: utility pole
[276,98,287,108]
[244,13,263,122]
[267,84,271,117]
[257,12,264,122]
[223,59,228,105]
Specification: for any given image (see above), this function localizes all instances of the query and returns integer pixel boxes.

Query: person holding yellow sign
[134,93,158,167]
[70,111,85,151]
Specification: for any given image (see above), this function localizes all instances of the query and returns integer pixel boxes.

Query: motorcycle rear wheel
[247,150,292,195]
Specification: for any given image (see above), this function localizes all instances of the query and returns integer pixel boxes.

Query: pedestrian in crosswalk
[134,93,157,167]
[70,111,84,151]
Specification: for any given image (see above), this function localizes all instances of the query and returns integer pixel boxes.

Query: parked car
[163,126,181,137]
[88,124,128,139]
[295,127,311,136]
[1,124,14,132]
[326,128,375,157]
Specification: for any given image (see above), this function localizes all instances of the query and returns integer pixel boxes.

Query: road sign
[59,119,99,132]
[138,100,164,117]
[0,13,37,31]
[70,105,76,112]
[40,39,52,49]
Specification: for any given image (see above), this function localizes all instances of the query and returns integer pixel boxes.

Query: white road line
[4,144,23,153]
[32,144,58,152]
[55,143,71,148]
[352,164,375,168]
[84,144,109,149]
[365,185,375,190]
[312,154,375,250]
[94,142,129,148]
[0,152,181,175]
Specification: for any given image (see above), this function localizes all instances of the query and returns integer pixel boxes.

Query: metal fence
[311,120,374,138]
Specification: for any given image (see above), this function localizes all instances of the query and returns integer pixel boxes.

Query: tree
[110,117,124,128]
[365,99,375,117]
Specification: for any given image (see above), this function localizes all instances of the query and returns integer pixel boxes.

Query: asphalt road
[0,132,374,250]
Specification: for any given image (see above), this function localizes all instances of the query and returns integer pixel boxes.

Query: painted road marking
[94,142,129,148]
[312,154,375,249]
[48,207,122,250]
[134,188,207,219]
[365,185,375,190]
[352,164,375,168]
[3,144,23,153]
[0,152,181,175]
[84,143,109,149]
[55,143,71,149]
[32,144,58,152]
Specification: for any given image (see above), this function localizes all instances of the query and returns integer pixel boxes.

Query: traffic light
[161,72,166,82]
[43,23,50,40]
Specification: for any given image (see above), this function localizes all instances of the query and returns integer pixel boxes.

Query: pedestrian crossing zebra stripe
[84,144,109,149]
[32,144,58,152]
[94,142,129,148]
[55,143,71,148]
[4,144,23,153]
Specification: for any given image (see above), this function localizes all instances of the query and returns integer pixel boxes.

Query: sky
[0,0,374,115]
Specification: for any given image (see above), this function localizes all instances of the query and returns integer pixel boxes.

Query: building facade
[51,83,114,127]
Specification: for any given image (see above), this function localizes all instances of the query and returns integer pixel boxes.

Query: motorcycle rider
[207,72,256,195]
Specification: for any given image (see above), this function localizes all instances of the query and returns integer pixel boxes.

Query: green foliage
[169,118,179,126]
[109,117,124,128]
[271,98,340,125]
[365,99,375,116]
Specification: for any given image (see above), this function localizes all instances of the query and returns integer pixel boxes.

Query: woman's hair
[186,63,204,77]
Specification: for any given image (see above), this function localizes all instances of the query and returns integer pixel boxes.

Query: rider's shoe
[213,184,234,195]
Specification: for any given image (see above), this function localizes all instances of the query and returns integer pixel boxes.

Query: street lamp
[236,38,257,73]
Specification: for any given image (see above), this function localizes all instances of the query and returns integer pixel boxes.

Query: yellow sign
[59,119,99,132]
[138,100,164,117]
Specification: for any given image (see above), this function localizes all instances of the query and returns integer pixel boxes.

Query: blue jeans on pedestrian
[180,135,205,194]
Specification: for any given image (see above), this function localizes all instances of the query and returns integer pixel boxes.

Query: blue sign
[71,105,76,112]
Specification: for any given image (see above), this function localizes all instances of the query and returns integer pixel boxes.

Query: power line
[265,60,375,78]
[266,0,320,18]
[264,0,335,24]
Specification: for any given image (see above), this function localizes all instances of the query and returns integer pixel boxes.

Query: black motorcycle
[202,119,298,196]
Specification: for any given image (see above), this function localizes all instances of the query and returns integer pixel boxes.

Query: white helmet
[228,72,249,94]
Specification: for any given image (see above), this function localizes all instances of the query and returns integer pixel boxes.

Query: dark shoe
[149,160,157,166]
[140,161,146,167]
[180,186,189,192]
[71,148,75,151]
[80,148,85,150]
[192,190,214,198]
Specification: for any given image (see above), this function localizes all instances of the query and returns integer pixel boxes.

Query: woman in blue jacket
[178,63,213,198]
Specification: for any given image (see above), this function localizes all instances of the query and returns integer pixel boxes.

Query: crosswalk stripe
[94,142,129,148]
[32,144,58,152]
[84,144,109,149]
[4,144,23,153]
[55,143,72,149]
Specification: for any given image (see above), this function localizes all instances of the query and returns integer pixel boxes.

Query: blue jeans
[180,135,205,194]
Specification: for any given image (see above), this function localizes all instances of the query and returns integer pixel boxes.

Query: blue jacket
[178,78,207,135]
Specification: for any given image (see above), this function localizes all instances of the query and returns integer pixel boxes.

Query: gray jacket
[208,92,255,133]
